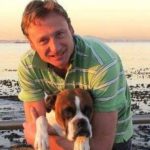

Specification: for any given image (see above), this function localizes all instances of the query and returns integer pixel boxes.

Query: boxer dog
[34,88,93,150]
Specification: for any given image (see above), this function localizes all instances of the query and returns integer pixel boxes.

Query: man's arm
[90,111,118,150]
[23,100,73,150]
[24,100,46,122]
[23,100,46,146]
[23,100,117,150]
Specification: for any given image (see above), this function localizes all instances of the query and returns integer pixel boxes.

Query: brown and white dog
[34,88,93,150]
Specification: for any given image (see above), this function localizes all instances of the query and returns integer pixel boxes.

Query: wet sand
[0,67,150,149]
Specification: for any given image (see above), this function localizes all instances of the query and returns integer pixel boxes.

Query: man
[18,0,133,149]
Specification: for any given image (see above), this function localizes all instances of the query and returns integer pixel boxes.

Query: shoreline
[0,95,19,101]
[0,66,150,149]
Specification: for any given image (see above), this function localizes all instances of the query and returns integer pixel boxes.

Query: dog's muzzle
[74,118,90,139]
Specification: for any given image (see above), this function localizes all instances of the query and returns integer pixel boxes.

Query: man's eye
[39,38,49,45]
[56,32,65,39]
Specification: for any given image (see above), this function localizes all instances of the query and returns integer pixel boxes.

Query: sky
[0,0,150,41]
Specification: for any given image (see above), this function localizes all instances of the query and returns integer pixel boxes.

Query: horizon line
[0,37,150,43]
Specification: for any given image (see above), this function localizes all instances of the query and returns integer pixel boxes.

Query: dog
[34,88,93,150]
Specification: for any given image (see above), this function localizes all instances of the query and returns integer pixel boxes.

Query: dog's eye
[62,107,75,119]
[82,106,92,118]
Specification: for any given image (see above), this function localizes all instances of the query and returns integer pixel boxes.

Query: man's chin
[50,62,68,70]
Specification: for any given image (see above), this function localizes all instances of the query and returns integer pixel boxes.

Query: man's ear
[69,24,74,35]
[45,94,57,112]
[28,38,36,51]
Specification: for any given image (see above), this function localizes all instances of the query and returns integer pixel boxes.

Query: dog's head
[45,88,93,141]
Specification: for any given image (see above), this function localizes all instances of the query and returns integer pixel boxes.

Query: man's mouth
[48,50,65,60]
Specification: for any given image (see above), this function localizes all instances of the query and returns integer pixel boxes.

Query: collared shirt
[18,35,133,143]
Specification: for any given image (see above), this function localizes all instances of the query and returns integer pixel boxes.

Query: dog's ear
[86,89,94,102]
[45,94,57,112]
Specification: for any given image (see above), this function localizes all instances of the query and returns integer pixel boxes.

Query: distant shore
[0,95,19,101]
[0,40,28,43]
[1,38,150,44]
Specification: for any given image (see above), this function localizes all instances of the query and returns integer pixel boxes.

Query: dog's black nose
[77,119,87,128]
[74,118,90,138]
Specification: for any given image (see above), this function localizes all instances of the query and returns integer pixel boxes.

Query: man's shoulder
[75,35,116,55]
[19,49,47,71]
[74,35,103,55]
[75,35,105,47]
[20,49,44,66]
[20,49,36,63]
[75,35,120,66]
[20,50,35,62]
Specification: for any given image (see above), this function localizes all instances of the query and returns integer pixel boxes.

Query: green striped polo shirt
[18,35,133,143]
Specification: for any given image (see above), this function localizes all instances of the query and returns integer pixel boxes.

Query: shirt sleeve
[17,58,45,102]
[91,58,128,112]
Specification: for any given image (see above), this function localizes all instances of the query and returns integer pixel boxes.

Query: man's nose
[49,39,61,54]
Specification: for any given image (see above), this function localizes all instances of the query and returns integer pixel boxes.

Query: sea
[0,41,150,149]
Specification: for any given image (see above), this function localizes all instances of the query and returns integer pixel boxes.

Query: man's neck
[48,64,68,79]
[54,67,67,79]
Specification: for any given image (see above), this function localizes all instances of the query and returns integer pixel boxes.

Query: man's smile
[47,50,66,60]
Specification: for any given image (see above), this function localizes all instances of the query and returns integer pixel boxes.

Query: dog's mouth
[74,128,90,139]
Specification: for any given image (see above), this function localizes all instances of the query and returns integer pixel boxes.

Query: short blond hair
[21,0,71,37]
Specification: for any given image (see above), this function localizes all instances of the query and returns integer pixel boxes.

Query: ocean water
[0,41,150,149]
[0,43,30,80]
[0,42,150,114]
[0,41,150,77]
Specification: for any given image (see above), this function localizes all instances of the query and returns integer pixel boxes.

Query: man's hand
[23,101,73,150]
[23,107,39,145]
[90,111,118,150]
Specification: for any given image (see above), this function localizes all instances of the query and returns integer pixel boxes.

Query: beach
[0,42,150,149]
[0,67,149,149]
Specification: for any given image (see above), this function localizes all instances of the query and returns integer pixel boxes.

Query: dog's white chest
[46,110,65,137]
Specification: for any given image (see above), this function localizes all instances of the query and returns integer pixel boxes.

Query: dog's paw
[34,116,49,150]
[74,136,90,150]
[34,132,49,150]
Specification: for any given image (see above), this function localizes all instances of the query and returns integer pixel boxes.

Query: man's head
[21,0,72,37]
[21,0,74,69]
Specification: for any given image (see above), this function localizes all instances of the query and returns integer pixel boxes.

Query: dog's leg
[74,136,90,150]
[34,116,49,150]
[46,111,66,137]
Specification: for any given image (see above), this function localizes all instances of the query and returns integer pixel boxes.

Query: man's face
[27,13,74,70]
